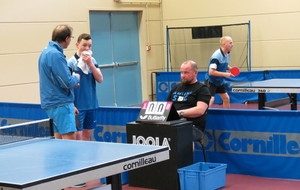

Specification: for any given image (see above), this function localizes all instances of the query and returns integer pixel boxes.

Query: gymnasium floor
[65,174,300,190]
[65,102,300,190]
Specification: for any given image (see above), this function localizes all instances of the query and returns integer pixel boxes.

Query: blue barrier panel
[265,70,300,79]
[0,102,47,126]
[197,108,300,180]
[93,106,139,143]
[0,102,47,120]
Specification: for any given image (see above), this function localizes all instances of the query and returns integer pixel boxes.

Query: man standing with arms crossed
[38,24,80,140]
[68,33,103,141]
[205,36,234,109]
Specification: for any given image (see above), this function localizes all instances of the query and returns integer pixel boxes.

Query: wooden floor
[65,102,300,190]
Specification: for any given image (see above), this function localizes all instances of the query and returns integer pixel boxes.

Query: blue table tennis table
[231,79,300,110]
[0,138,169,190]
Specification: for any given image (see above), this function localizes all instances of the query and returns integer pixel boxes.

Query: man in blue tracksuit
[38,24,80,140]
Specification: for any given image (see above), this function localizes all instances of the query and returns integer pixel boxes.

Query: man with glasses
[38,24,80,140]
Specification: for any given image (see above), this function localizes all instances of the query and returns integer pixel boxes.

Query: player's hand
[230,73,235,77]
[73,83,80,88]
[72,73,80,88]
[73,73,80,79]
[74,106,79,115]
[82,53,93,67]
[225,72,234,78]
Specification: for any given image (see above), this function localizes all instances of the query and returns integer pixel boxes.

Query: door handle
[115,61,138,67]
[98,61,138,68]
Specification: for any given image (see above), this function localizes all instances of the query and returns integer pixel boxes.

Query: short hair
[182,60,198,70]
[77,33,92,43]
[52,24,73,43]
[220,36,232,45]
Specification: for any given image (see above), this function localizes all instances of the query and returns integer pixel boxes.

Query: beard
[181,78,193,84]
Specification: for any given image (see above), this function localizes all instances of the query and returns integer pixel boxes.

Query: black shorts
[204,80,227,96]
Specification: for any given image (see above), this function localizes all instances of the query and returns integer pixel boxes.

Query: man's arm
[177,101,208,118]
[209,67,233,78]
[52,54,80,89]
[89,64,103,83]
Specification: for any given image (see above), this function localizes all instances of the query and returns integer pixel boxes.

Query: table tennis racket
[75,114,81,129]
[230,67,240,77]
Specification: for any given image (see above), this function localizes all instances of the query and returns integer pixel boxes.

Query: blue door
[90,11,142,107]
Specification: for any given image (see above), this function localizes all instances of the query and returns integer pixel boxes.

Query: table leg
[290,93,297,110]
[258,93,266,110]
[107,174,122,190]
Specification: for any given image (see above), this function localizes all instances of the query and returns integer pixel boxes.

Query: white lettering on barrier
[93,125,126,143]
[214,131,300,156]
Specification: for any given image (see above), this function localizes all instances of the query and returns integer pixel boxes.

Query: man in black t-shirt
[167,60,211,140]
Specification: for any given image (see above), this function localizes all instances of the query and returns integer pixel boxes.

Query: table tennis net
[0,118,53,145]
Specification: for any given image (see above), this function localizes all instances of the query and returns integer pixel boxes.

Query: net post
[49,119,54,137]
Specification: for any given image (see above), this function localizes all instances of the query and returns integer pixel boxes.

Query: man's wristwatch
[179,111,184,118]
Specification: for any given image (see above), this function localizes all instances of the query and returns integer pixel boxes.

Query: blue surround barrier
[156,70,300,103]
[1,102,300,180]
[200,109,300,180]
